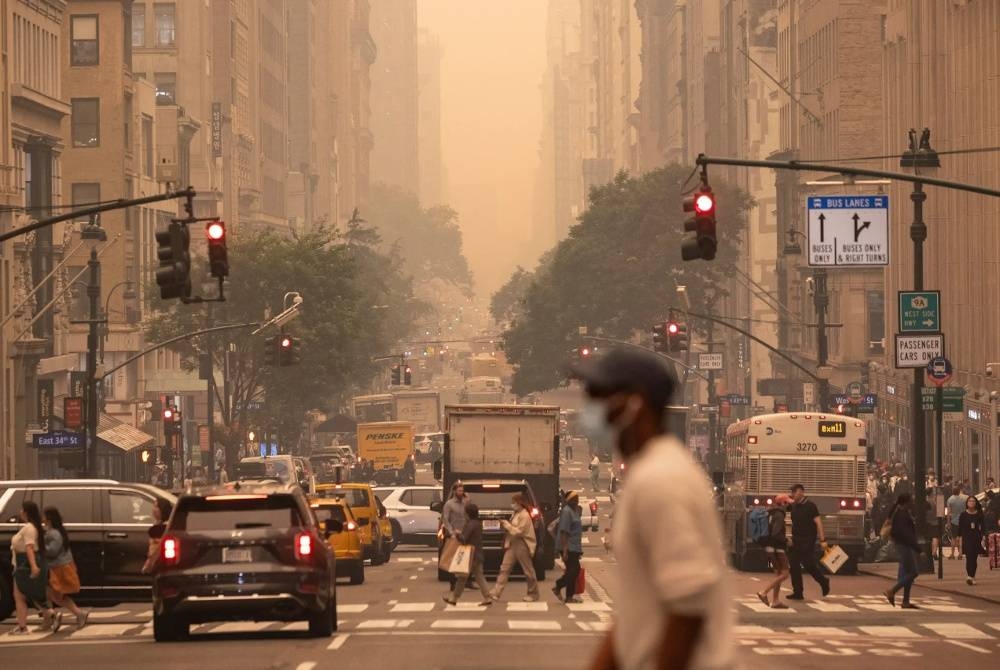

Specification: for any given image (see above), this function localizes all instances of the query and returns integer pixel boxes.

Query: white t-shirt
[11,522,39,567]
[611,436,734,670]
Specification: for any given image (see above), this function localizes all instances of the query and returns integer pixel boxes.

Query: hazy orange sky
[418,0,547,296]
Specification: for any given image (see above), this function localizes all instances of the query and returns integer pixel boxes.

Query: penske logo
[367,432,405,440]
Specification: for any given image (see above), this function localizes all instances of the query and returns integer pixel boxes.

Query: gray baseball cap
[574,347,677,410]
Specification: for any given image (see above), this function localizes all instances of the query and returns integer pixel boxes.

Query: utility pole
[813,268,830,411]
[205,302,216,482]
[84,244,102,477]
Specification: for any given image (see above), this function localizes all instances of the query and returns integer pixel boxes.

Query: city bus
[721,412,867,572]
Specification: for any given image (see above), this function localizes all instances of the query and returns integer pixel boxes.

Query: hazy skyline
[418,0,547,295]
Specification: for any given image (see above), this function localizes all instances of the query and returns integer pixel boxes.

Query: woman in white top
[10,500,57,635]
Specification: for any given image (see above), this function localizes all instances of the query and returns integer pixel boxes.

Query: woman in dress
[9,500,57,635]
[959,495,986,585]
[44,506,88,629]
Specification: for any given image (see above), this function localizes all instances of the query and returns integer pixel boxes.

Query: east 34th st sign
[807,195,889,267]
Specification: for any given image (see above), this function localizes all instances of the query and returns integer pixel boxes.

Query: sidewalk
[859,561,1000,605]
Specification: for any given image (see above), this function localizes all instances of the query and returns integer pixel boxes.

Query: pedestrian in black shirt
[884,494,921,608]
[787,484,830,600]
[959,496,986,585]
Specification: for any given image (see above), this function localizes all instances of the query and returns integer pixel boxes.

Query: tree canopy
[498,165,753,395]
[145,224,421,458]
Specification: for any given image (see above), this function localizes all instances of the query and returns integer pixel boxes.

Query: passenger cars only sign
[807,195,889,267]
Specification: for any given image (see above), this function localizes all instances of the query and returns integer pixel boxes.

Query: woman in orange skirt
[43,507,88,630]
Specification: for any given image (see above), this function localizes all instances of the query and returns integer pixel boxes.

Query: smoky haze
[419,0,546,296]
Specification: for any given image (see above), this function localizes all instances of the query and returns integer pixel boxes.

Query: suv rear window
[462,485,531,511]
[312,506,347,524]
[172,496,304,531]
[320,488,369,507]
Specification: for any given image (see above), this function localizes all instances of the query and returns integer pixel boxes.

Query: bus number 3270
[796,442,818,452]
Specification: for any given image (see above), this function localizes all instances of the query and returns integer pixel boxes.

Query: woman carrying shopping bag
[9,500,57,635]
[44,506,88,630]
[488,493,540,602]
[959,496,986,585]
[443,504,492,606]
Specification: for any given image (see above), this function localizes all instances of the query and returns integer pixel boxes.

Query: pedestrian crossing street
[734,593,985,614]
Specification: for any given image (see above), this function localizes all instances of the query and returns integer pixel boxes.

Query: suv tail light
[530,507,540,519]
[295,532,314,561]
[161,536,180,566]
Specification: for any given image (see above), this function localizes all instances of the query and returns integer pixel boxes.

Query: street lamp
[80,216,108,478]
[900,128,940,545]
[783,229,829,411]
[100,280,135,362]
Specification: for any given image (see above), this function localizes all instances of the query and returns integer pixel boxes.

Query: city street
[4,460,1000,668]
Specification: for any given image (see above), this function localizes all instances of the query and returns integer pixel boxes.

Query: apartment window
[154,72,176,106]
[132,3,145,47]
[71,98,100,147]
[70,15,99,66]
[142,115,153,177]
[867,290,885,354]
[71,183,101,222]
[154,4,175,46]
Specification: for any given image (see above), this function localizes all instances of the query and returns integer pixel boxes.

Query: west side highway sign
[895,333,944,368]
[807,195,889,267]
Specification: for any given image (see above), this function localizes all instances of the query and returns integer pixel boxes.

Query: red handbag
[575,566,586,594]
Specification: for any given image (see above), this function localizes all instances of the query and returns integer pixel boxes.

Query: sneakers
[76,609,90,630]
[565,596,583,604]
[442,596,457,606]
[478,599,494,607]
[900,602,920,610]
[883,589,896,607]
[37,610,54,632]
[523,594,540,602]
[52,611,63,634]
[967,577,976,586]
[8,627,30,636]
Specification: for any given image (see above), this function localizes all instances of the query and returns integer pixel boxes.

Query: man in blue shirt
[946,486,968,559]
[552,490,584,603]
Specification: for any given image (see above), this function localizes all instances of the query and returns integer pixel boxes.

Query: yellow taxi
[315,483,390,565]
[309,499,365,584]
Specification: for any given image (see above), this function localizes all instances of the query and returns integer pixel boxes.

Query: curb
[859,566,1000,606]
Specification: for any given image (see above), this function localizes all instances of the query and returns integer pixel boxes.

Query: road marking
[442,602,485,611]
[135,610,152,619]
[356,619,413,629]
[856,603,900,613]
[391,602,435,613]
[508,620,561,631]
[430,619,483,629]
[86,610,129,620]
[0,630,51,643]
[582,536,590,544]
[790,627,856,637]
[945,640,991,654]
[409,575,418,580]
[987,623,1000,632]
[396,557,424,562]
[566,602,612,612]
[920,604,983,613]
[805,602,857,613]
[735,625,775,636]
[327,633,350,650]
[740,601,793,613]
[295,663,317,670]
[921,623,992,639]
[69,623,139,638]
[506,602,548,612]
[202,621,273,633]
[858,626,921,638]
[338,604,369,613]
[400,588,408,593]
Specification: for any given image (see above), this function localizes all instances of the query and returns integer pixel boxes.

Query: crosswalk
[737,622,1000,641]
[734,593,985,614]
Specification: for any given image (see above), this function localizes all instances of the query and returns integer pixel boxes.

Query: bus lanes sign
[895,333,944,368]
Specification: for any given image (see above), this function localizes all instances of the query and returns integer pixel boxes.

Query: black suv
[0,479,176,620]
[152,482,337,641]
[436,479,547,581]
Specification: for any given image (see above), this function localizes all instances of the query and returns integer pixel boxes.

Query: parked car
[310,499,365,584]
[314,483,390,565]
[374,485,443,546]
[152,482,337,641]
[0,479,176,620]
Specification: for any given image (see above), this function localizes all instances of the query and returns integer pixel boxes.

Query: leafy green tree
[500,165,752,394]
[145,224,421,467]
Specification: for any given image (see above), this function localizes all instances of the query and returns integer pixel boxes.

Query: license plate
[222,547,253,563]
[483,520,501,531]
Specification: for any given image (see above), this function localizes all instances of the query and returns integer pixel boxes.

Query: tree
[145,224,421,466]
[500,165,752,394]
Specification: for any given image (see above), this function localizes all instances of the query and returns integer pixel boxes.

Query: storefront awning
[97,414,155,452]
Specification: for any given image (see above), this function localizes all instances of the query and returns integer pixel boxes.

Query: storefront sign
[64,397,84,430]
[37,380,54,431]
[211,102,223,157]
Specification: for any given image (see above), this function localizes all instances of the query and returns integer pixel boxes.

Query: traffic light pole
[814,268,830,411]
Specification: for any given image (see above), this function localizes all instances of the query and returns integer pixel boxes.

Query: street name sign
[898,290,941,332]
[807,195,889,267]
[833,393,877,412]
[895,333,944,368]
[698,353,724,370]
[31,431,85,449]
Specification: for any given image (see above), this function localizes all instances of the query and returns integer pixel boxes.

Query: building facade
[417,28,444,207]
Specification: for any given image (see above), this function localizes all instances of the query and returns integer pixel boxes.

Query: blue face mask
[580,400,615,448]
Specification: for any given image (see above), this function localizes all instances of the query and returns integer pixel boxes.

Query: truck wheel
[0,571,15,621]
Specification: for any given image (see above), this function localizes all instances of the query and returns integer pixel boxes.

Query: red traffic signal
[280,336,292,349]
[206,221,225,240]
[693,193,715,215]
[666,322,679,335]
[163,408,173,420]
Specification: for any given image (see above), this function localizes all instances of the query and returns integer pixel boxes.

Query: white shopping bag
[448,544,473,575]
[820,544,849,574]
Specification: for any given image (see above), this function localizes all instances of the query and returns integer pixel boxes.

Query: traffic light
[681,187,717,261]
[206,220,229,278]
[671,322,689,352]
[391,364,402,385]
[274,334,300,366]
[163,407,182,436]
[154,222,192,299]
[576,344,595,360]
[652,323,667,352]
[403,365,412,385]
[263,335,279,367]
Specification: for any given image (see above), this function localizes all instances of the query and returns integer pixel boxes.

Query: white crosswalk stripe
[921,623,993,639]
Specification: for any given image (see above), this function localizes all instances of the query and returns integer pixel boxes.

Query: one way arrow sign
[807,196,889,267]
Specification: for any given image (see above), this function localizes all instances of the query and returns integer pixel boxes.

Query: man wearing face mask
[577,348,733,670]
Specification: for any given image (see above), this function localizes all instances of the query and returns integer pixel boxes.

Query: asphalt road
[3,458,999,669]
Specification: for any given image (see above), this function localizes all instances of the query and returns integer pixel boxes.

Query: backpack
[747,507,770,544]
